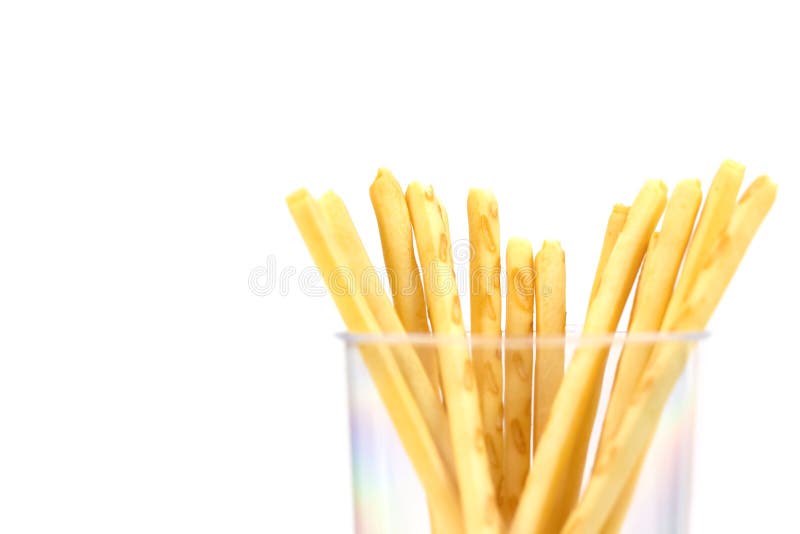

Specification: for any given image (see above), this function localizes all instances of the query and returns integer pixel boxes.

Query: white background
[1,1,798,532]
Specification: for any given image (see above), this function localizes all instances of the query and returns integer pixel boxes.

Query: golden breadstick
[368,171,446,534]
[600,164,742,532]
[286,189,463,532]
[429,196,453,534]
[562,176,777,533]
[509,180,667,534]
[501,238,534,521]
[668,176,776,327]
[562,186,664,529]
[627,232,659,325]
[599,181,702,450]
[665,160,744,323]
[588,204,629,311]
[407,182,502,534]
[318,191,455,475]
[595,180,702,533]
[433,198,451,414]
[589,231,657,534]
[369,168,442,534]
[369,169,440,388]
[533,240,566,451]
[467,188,504,493]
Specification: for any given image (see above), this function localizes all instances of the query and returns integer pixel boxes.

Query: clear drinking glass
[340,330,707,534]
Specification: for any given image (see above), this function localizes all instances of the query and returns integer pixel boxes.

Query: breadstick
[533,240,566,451]
[370,169,440,389]
[509,180,667,534]
[627,232,659,324]
[318,191,455,475]
[594,180,702,533]
[599,164,743,532]
[588,205,629,311]
[501,238,534,521]
[562,176,777,533]
[587,231,657,534]
[599,180,702,453]
[665,160,744,323]
[434,197,451,412]
[368,172,447,533]
[564,190,662,532]
[467,188,504,493]
[407,182,502,534]
[286,189,463,532]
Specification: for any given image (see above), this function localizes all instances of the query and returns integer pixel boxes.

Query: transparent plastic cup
[340,330,707,534]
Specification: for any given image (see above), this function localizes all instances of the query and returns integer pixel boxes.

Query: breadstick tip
[376,167,394,179]
[286,187,312,206]
[674,179,703,207]
[678,178,702,191]
[405,181,427,199]
[612,204,630,215]
[372,167,399,189]
[540,239,563,251]
[318,189,338,203]
[720,159,746,174]
[467,188,494,205]
[644,179,668,197]
[740,175,777,204]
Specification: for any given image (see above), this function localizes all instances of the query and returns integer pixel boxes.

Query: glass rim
[337,328,710,348]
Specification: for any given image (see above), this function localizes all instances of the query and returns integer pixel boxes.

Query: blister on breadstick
[509,180,667,534]
[467,188,504,494]
[407,182,502,534]
[287,189,463,532]
[533,240,566,451]
[562,176,777,534]
[501,237,534,521]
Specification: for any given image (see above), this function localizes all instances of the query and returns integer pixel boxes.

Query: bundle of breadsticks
[286,161,776,534]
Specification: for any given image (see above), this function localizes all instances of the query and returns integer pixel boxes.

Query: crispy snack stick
[533,240,566,451]
[369,169,440,389]
[665,160,745,321]
[407,182,502,534]
[594,180,702,533]
[598,181,702,454]
[598,164,743,532]
[318,191,455,475]
[588,205,629,312]
[467,188,504,492]
[501,238,535,520]
[368,171,447,533]
[627,232,659,323]
[582,231,660,531]
[597,164,745,532]
[429,196,455,534]
[562,176,777,533]
[286,189,464,532]
[509,180,667,534]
